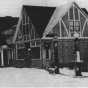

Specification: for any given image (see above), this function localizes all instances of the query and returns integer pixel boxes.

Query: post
[1,48,4,66]
[42,47,46,68]
[54,40,60,74]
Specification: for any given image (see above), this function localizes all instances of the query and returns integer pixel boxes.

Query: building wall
[43,3,88,70]
[13,7,42,68]
[14,40,42,68]
[11,3,88,69]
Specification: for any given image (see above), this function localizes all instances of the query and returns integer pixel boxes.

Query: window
[74,7,79,20]
[31,28,35,39]
[74,21,80,26]
[69,26,74,31]
[69,21,80,37]
[22,15,32,35]
[31,47,40,59]
[22,15,25,24]
[17,43,25,49]
[36,40,40,46]
[30,40,35,47]
[26,24,29,34]
[74,27,80,32]
[69,6,74,20]
[69,21,74,26]
[30,39,40,47]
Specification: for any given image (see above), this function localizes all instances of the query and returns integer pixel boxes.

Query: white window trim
[82,20,87,36]
[62,19,69,36]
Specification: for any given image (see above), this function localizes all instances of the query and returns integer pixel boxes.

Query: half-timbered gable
[15,7,39,43]
[43,2,88,38]
[2,2,88,70]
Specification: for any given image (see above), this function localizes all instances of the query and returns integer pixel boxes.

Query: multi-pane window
[69,21,80,37]
[22,15,29,34]
[21,14,36,41]
[74,6,79,20]
[17,43,25,49]
[30,39,40,47]
[30,40,35,46]
[69,6,74,20]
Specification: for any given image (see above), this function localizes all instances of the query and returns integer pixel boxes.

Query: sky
[0,0,88,17]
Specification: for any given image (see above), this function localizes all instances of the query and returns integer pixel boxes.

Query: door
[53,39,75,65]
[62,39,75,64]
[42,40,52,68]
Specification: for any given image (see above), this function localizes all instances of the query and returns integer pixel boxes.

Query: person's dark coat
[24,48,32,67]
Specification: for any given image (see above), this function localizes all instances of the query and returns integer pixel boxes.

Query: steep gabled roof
[43,2,73,37]
[13,5,55,43]
[0,17,18,45]
[43,2,88,37]
[82,8,88,16]
[23,5,55,37]
[2,25,17,44]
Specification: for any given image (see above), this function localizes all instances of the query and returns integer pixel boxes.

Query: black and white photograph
[0,0,88,87]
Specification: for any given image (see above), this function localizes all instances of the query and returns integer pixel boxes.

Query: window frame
[69,20,80,37]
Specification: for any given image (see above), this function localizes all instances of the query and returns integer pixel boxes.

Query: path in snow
[0,67,87,87]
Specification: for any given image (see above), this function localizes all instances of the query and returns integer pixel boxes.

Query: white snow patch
[60,68,75,76]
[0,67,88,87]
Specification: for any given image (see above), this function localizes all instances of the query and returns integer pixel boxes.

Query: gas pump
[53,41,60,74]
[43,41,51,69]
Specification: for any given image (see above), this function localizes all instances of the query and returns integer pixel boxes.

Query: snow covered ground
[0,67,88,87]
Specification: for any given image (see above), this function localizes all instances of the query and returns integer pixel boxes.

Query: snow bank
[0,67,88,87]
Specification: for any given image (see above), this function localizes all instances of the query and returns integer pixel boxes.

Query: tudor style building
[1,2,88,70]
[42,2,88,70]
[0,5,55,67]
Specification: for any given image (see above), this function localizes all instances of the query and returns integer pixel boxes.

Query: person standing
[24,48,32,68]
[74,38,82,76]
